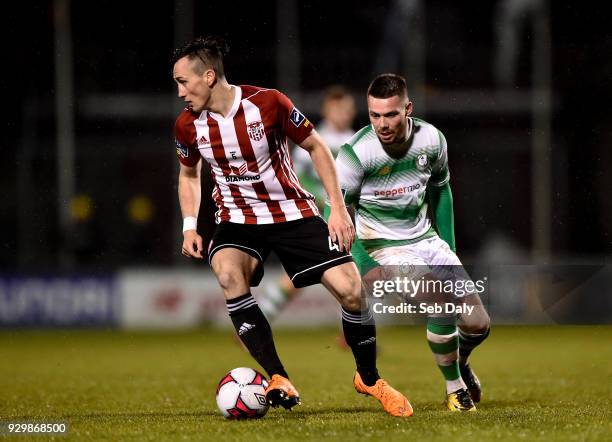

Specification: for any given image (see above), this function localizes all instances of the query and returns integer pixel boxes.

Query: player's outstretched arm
[298,131,354,252]
[178,160,204,259]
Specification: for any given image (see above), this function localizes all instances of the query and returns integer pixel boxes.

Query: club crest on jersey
[416,153,429,171]
[175,138,189,158]
[290,107,306,127]
[247,121,265,142]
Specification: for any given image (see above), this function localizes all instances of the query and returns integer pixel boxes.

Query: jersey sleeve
[430,129,450,187]
[174,111,200,167]
[275,90,314,145]
[291,144,312,176]
[335,143,364,206]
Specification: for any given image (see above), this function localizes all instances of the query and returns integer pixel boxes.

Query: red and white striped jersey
[175,85,320,225]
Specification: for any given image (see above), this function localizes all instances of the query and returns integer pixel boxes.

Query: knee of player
[214,268,246,291]
[460,311,490,335]
[341,295,362,312]
[339,279,363,310]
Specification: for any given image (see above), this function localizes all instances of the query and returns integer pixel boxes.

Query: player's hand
[182,230,204,259]
[327,205,355,253]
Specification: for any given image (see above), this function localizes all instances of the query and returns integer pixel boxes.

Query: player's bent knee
[338,277,363,311]
[460,312,491,335]
[213,267,249,292]
[328,274,360,305]
[340,291,362,312]
[215,271,237,291]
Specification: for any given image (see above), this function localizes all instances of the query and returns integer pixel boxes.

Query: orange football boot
[353,372,413,417]
[265,374,301,410]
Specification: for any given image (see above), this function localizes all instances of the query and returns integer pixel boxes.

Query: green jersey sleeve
[427,182,456,252]
[430,129,450,187]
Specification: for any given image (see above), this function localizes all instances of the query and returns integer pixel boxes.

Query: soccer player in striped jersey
[335,74,491,412]
[171,37,411,416]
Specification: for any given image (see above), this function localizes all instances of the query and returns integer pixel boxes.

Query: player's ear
[405,101,413,117]
[205,69,217,87]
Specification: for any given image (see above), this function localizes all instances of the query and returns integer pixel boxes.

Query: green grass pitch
[1,325,611,441]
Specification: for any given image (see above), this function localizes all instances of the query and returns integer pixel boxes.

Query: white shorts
[369,235,462,267]
[369,235,475,298]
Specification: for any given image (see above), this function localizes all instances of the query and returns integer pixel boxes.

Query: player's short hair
[367,74,408,100]
[172,36,229,77]
[323,85,353,103]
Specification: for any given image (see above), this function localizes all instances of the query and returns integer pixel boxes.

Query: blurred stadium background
[1,0,611,328]
[2,3,612,440]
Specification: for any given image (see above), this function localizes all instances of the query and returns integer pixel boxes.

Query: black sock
[458,327,490,366]
[227,293,288,379]
[342,307,379,386]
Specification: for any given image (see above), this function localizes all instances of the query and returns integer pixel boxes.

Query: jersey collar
[207,85,242,121]
[406,117,414,141]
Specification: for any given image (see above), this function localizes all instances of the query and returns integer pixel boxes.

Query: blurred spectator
[292,85,356,210]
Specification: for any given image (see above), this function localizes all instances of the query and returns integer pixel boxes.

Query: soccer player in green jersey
[335,74,491,412]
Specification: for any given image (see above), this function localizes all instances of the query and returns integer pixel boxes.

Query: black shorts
[208,216,353,288]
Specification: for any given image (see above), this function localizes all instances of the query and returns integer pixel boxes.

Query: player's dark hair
[172,36,229,77]
[367,74,408,100]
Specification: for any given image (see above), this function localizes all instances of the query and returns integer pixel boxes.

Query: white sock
[446,377,467,394]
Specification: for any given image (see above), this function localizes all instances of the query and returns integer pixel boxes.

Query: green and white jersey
[336,117,449,248]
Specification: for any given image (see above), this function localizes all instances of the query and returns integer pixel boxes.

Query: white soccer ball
[215,367,269,419]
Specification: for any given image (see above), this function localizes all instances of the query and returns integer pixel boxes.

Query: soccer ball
[215,367,269,419]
